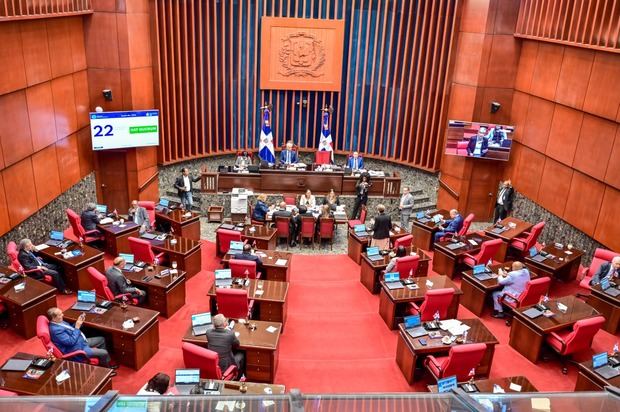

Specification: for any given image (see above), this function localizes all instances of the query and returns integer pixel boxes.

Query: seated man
[491,262,531,318]
[18,238,71,294]
[105,257,147,304]
[128,200,150,229]
[487,125,508,146]
[279,141,298,165]
[205,314,244,379]
[590,256,620,285]
[466,126,489,157]
[234,243,264,274]
[47,307,116,371]
[347,151,364,170]
[433,209,464,242]
[81,203,101,231]
[272,201,292,219]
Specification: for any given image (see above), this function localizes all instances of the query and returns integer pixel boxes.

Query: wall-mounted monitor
[90,110,160,151]
[444,120,514,161]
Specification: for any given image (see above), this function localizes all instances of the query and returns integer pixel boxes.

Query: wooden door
[465,161,503,221]
[96,150,129,212]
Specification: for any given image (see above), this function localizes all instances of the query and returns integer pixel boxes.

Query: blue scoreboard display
[90,110,160,151]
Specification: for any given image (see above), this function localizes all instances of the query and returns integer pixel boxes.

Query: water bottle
[613,342,619,356]
[463,330,468,343]
[154,256,159,267]
[433,310,440,322]
[543,294,549,304]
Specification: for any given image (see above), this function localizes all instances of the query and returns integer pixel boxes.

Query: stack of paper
[275,259,287,266]
[439,319,461,331]
[448,324,471,336]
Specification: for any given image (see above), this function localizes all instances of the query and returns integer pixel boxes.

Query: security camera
[490,101,501,113]
[102,89,113,101]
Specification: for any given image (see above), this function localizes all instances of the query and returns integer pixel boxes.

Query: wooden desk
[143,233,202,278]
[124,266,186,318]
[587,284,620,334]
[155,210,201,241]
[183,320,282,383]
[460,262,520,317]
[37,243,104,291]
[0,269,57,338]
[199,379,285,395]
[509,295,599,363]
[359,248,430,294]
[208,279,288,326]
[484,217,533,261]
[396,319,498,384]
[97,221,140,256]
[241,226,277,251]
[428,376,538,393]
[432,233,493,278]
[410,209,451,250]
[64,303,160,370]
[575,358,620,391]
[222,250,292,282]
[379,275,462,329]
[347,225,410,265]
[524,244,584,282]
[0,352,113,395]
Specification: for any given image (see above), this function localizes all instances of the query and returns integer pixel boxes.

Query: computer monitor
[601,277,611,290]
[49,230,64,241]
[384,272,399,282]
[77,290,96,303]
[119,253,134,264]
[230,241,244,251]
[191,312,212,326]
[404,314,421,328]
[366,246,380,256]
[529,246,538,257]
[174,369,200,385]
[445,120,515,162]
[416,212,424,219]
[159,198,170,207]
[215,269,232,279]
[354,224,366,232]
[96,204,107,214]
[473,264,486,275]
[593,352,608,369]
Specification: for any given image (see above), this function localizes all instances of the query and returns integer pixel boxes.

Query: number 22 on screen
[93,125,114,137]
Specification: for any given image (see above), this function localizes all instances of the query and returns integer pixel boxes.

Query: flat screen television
[90,110,160,151]
[444,120,514,161]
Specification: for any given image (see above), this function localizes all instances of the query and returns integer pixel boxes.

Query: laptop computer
[71,290,96,311]
[601,277,620,297]
[432,215,442,224]
[384,272,404,290]
[220,223,236,230]
[215,269,233,287]
[174,369,201,394]
[45,230,65,247]
[473,264,492,281]
[354,224,369,237]
[96,204,108,215]
[445,242,465,250]
[366,246,384,262]
[119,253,135,271]
[593,352,620,379]
[228,241,244,255]
[140,232,158,240]
[191,312,213,336]
[529,246,546,262]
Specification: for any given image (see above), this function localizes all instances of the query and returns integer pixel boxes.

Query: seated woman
[299,189,316,208]
[235,150,252,168]
[385,246,407,272]
[252,193,270,222]
[137,373,172,395]
[322,188,340,209]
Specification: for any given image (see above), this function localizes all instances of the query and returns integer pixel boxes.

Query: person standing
[399,187,414,229]
[492,262,531,318]
[205,314,244,378]
[371,204,392,250]
[351,174,371,219]
[174,168,201,211]
[105,257,147,304]
[494,179,514,223]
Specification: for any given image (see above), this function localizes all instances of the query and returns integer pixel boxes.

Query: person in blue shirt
[433,209,464,242]
[251,193,270,222]
[492,262,531,318]
[280,141,298,165]
[347,151,364,170]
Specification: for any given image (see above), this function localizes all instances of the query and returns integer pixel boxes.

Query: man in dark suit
[590,256,620,286]
[205,314,244,378]
[80,203,101,231]
[371,204,392,250]
[347,151,364,170]
[105,257,146,304]
[18,238,71,294]
[174,168,201,211]
[494,179,515,222]
[233,244,264,273]
[279,141,298,165]
[466,126,489,157]
[434,209,464,242]
[272,202,292,220]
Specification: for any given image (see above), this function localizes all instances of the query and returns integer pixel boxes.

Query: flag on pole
[259,108,275,163]
[318,109,333,161]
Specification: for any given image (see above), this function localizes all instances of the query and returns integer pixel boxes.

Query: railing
[0,0,92,20]
[439,178,459,200]
[137,171,159,194]
[383,172,401,198]
[200,171,218,193]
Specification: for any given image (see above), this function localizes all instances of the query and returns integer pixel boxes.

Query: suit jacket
[129,206,150,228]
[279,150,298,164]
[234,252,263,271]
[496,186,515,212]
[174,174,200,197]
[273,210,292,220]
[372,213,392,239]
[444,214,464,233]
[81,210,100,231]
[205,327,240,371]
[252,201,270,221]
[499,268,530,298]
[400,193,414,214]
[347,156,364,170]
[17,249,45,279]
[467,136,489,156]
[49,321,92,357]
[590,262,620,285]
[105,266,138,296]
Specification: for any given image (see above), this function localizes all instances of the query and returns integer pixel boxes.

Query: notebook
[523,307,543,319]
[191,312,213,336]
[445,242,465,250]
[175,369,200,395]
[71,290,96,311]
[404,314,421,328]
[45,230,65,247]
[219,223,236,230]
[215,269,233,287]
[1,359,33,372]
[140,233,158,240]
[119,253,135,271]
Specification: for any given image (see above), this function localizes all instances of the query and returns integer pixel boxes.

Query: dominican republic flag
[318,110,333,161]
[258,108,275,163]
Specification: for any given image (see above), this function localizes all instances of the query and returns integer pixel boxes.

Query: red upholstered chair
[395,255,420,278]
[456,141,469,155]
[7,241,52,284]
[87,267,137,304]
[408,288,454,321]
[462,238,503,268]
[499,277,551,325]
[394,234,413,249]
[300,216,316,249]
[66,208,104,244]
[545,316,606,374]
[315,151,331,165]
[424,343,487,382]
[317,218,335,250]
[509,221,545,256]
[348,205,367,228]
[283,195,296,206]
[216,229,243,257]
[579,248,617,292]
[249,204,265,227]
[215,288,254,319]
[137,201,156,226]
[275,217,291,249]
[128,236,166,265]
[229,259,261,280]
[0,390,17,396]
[440,213,474,241]
[36,316,99,365]
[181,342,237,380]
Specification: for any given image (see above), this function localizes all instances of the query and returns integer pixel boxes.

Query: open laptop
[404,314,428,338]
[119,253,135,271]
[215,269,233,288]
[529,246,546,262]
[384,272,404,290]
[473,264,492,281]
[140,232,158,240]
[601,277,620,297]
[228,241,244,255]
[593,352,620,379]
[174,369,201,394]
[191,312,213,336]
[354,224,370,237]
[71,290,96,311]
[155,198,170,213]
[45,230,65,247]
[96,204,107,215]
[366,246,384,262]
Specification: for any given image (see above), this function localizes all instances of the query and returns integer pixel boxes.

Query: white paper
[448,324,471,336]
[14,282,25,292]
[493,384,505,394]
[122,319,135,330]
[439,319,461,330]
[266,326,278,333]
[262,400,275,407]
[426,279,434,288]
[557,302,568,312]
[275,259,288,266]
[215,401,236,411]
[509,382,522,392]
[254,289,264,296]
[35,244,49,251]
[55,370,71,383]
[531,398,551,412]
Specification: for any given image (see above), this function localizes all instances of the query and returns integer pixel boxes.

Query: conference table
[0,267,57,338]
[359,247,430,294]
[483,217,533,261]
[524,244,584,282]
[347,224,410,265]
[37,242,104,291]
[140,232,202,278]
[155,209,201,241]
[575,358,620,391]
[509,295,599,363]
[428,376,538,393]
[97,221,140,256]
[0,352,113,395]
[410,209,450,250]
[183,320,282,383]
[432,233,494,278]
[64,302,160,370]
[395,318,499,384]
[124,266,186,318]
[378,275,462,329]
[587,283,620,334]
[241,225,277,250]
[222,249,292,282]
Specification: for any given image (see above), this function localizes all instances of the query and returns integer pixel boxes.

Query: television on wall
[90,110,160,151]
[444,120,514,161]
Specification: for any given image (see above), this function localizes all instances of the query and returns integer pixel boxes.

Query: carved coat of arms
[278,32,326,77]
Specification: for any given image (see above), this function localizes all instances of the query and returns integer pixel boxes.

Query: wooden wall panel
[484,35,520,88]
[32,145,61,208]
[583,52,620,121]
[46,18,76,78]
[0,175,10,235]
[605,126,620,190]
[536,157,572,217]
[453,33,486,86]
[76,127,94,178]
[0,91,33,167]
[20,20,52,86]
[84,12,120,69]
[2,158,37,227]
[554,47,594,109]
[510,90,530,141]
[69,17,87,72]
[0,0,92,20]
[51,75,78,140]
[572,115,616,181]
[594,186,620,251]
[56,133,81,192]
[73,71,90,129]
[513,145,545,202]
[514,40,538,92]
[522,96,554,152]
[0,22,27,95]
[563,171,605,236]
[545,104,583,166]
[26,81,57,151]
[529,42,563,100]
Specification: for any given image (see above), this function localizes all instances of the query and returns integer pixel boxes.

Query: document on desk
[531,398,551,412]
[509,382,522,392]
[266,326,278,333]
[35,244,49,251]
[448,324,471,336]
[275,259,288,266]
[215,401,236,411]
[254,289,264,296]
[439,319,461,331]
